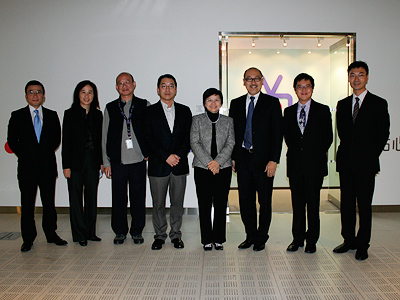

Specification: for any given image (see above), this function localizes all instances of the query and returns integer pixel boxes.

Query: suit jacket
[190,113,235,170]
[229,92,283,171]
[7,105,61,179]
[144,100,192,177]
[336,91,390,175]
[283,100,333,178]
[62,106,103,172]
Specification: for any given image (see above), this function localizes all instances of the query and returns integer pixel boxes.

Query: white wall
[1,0,399,207]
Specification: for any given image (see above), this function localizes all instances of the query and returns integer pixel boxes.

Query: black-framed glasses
[244,77,262,82]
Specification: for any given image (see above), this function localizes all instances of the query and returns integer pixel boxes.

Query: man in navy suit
[229,67,283,251]
[283,73,333,254]
[144,74,192,250]
[7,80,67,252]
[333,61,390,260]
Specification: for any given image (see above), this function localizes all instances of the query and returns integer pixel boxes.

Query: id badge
[125,139,133,149]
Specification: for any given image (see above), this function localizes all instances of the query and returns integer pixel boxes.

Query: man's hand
[207,160,220,175]
[63,169,71,179]
[104,166,112,178]
[166,154,180,167]
[264,161,277,177]
[232,160,236,173]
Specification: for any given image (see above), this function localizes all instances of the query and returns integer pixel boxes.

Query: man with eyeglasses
[7,80,67,252]
[229,67,283,251]
[102,72,150,245]
[334,61,390,260]
[283,73,333,254]
[144,74,192,250]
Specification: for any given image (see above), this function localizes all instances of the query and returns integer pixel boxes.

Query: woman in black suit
[190,88,235,251]
[62,80,103,246]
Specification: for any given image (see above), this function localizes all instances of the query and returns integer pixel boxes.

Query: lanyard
[117,99,134,139]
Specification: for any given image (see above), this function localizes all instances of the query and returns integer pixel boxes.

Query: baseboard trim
[328,194,400,212]
[0,207,200,215]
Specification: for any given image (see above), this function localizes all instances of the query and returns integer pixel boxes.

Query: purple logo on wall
[263,75,293,106]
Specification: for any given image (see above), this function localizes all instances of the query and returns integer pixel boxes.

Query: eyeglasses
[117,80,132,86]
[27,90,43,95]
[296,85,313,90]
[349,73,366,79]
[160,84,176,89]
[244,77,262,82]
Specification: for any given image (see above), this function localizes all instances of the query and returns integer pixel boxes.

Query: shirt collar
[353,89,368,105]
[297,99,311,112]
[29,105,43,115]
[247,92,260,102]
[161,100,174,110]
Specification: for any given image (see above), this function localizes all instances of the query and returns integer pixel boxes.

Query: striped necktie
[352,97,360,123]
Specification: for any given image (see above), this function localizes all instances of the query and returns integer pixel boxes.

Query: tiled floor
[1,207,400,299]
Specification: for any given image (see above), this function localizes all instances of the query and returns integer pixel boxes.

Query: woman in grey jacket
[190,88,235,251]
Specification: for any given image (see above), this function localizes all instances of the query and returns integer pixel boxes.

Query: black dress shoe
[113,234,126,245]
[355,249,368,260]
[213,243,223,250]
[132,234,144,244]
[47,235,68,246]
[172,238,184,249]
[238,240,253,249]
[88,235,101,242]
[21,242,33,252]
[253,242,265,251]
[305,243,316,253]
[286,241,304,252]
[333,243,357,253]
[151,239,165,250]
[203,243,213,251]
[79,240,88,247]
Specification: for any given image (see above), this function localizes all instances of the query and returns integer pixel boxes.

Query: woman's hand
[207,160,220,175]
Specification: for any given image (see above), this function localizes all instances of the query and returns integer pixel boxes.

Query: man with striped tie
[334,61,390,260]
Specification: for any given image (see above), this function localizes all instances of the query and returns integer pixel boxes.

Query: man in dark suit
[102,72,149,245]
[7,80,67,252]
[144,74,192,250]
[333,61,390,260]
[283,73,333,253]
[229,67,283,251]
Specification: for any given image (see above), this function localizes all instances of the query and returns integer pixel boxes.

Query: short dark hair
[243,67,263,79]
[293,73,315,89]
[348,61,369,75]
[203,88,223,106]
[116,72,134,85]
[157,74,177,88]
[25,80,45,95]
[72,80,100,110]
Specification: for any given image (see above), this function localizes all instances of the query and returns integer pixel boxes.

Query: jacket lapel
[155,101,172,135]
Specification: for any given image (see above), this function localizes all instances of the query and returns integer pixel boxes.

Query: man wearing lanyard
[102,72,150,245]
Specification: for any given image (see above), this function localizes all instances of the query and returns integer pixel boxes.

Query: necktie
[244,96,255,150]
[299,105,306,134]
[34,109,42,142]
[352,97,360,123]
